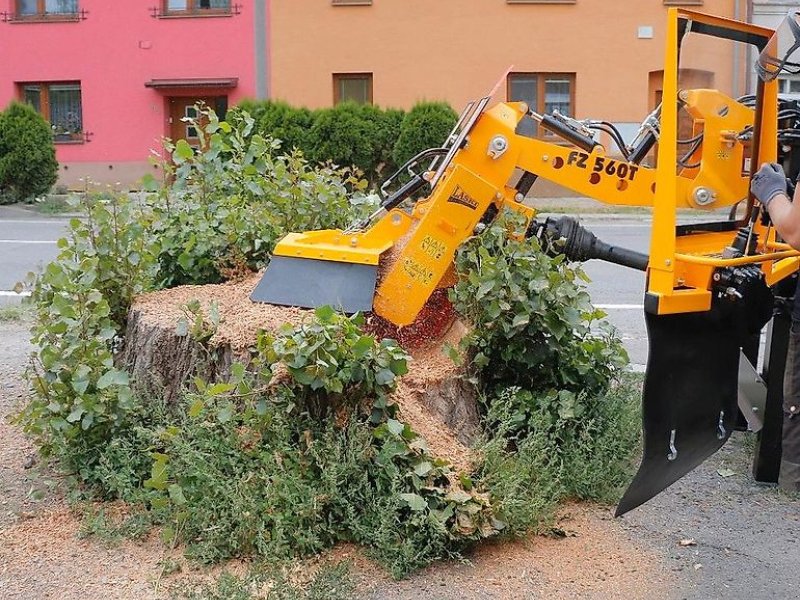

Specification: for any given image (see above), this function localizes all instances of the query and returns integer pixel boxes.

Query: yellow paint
[270,9,800,325]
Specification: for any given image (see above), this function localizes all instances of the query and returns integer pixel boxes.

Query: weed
[174,560,355,600]
[476,374,642,534]
[33,194,77,214]
[0,303,33,322]
[77,504,153,545]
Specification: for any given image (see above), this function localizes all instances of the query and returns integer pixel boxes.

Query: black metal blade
[615,310,741,517]
[250,256,377,314]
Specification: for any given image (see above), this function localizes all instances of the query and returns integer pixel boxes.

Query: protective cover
[251,256,378,314]
[757,10,800,83]
[615,310,742,516]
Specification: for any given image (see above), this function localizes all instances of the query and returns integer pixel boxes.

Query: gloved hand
[751,162,788,209]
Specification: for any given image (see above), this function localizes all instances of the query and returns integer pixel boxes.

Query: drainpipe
[254,0,269,99]
[745,0,754,95]
[733,0,741,97]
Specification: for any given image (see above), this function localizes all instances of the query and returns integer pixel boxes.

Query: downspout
[254,0,269,99]
[745,0,755,95]
[733,0,741,97]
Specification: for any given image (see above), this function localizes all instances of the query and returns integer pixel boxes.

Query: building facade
[0,0,268,186]
[1,1,763,188]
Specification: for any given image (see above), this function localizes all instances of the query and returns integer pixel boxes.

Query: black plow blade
[615,310,741,516]
[251,256,378,314]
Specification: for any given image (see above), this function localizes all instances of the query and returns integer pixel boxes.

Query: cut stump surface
[123,274,478,472]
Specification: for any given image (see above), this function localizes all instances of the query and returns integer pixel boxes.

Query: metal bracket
[737,351,767,432]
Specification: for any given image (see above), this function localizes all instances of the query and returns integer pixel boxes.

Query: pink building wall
[0,0,262,187]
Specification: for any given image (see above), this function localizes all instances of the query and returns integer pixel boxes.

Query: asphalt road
[0,206,656,364]
[0,206,66,301]
[581,221,650,368]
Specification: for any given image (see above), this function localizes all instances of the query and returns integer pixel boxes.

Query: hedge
[0,102,58,204]
[231,100,457,185]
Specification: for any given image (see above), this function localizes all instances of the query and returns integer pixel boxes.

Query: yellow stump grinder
[253,9,800,515]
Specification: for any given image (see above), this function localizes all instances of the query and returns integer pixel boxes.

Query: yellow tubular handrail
[675,250,800,267]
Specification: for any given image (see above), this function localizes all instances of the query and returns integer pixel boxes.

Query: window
[15,0,78,19]
[507,73,575,138]
[163,0,231,16]
[331,0,372,5]
[333,73,373,105]
[20,82,83,143]
[779,77,800,96]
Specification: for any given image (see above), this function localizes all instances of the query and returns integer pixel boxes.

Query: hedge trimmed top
[234,100,458,184]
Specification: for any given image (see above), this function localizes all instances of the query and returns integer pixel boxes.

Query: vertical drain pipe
[254,0,268,100]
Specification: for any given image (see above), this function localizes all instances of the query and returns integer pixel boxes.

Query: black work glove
[751,162,788,209]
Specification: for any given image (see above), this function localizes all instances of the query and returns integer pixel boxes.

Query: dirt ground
[1,320,799,600]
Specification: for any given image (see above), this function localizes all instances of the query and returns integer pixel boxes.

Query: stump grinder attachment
[253,9,800,515]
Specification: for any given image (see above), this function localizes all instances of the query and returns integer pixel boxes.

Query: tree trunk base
[123,274,479,470]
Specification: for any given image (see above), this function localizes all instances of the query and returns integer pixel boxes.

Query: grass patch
[476,373,642,534]
[0,303,33,322]
[77,503,153,545]
[29,194,80,214]
[174,561,355,600]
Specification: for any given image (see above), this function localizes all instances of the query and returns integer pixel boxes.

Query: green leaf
[96,369,129,390]
[208,382,235,396]
[386,419,404,436]
[512,312,530,328]
[174,139,194,161]
[413,461,433,477]
[188,397,204,418]
[160,526,175,544]
[445,489,473,504]
[168,484,187,505]
[217,404,234,423]
[389,358,409,376]
[314,305,336,322]
[352,335,374,359]
[399,492,428,512]
[66,406,84,423]
[375,368,395,386]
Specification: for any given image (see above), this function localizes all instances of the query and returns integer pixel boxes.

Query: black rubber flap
[250,256,377,314]
[615,310,740,516]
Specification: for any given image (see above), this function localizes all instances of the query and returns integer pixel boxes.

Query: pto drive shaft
[530,216,650,271]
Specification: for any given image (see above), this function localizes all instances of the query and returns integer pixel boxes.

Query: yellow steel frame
[272,9,800,326]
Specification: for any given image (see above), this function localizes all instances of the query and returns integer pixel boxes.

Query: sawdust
[393,320,475,472]
[0,506,175,599]
[357,503,676,599]
[131,274,306,352]
[130,275,477,470]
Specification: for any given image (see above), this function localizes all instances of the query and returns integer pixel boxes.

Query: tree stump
[122,274,480,471]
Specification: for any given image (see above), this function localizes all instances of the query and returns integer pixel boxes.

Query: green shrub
[152,106,374,287]
[392,101,458,168]
[306,103,382,179]
[476,375,642,533]
[372,107,405,179]
[258,306,409,422]
[131,309,495,576]
[236,100,315,156]
[0,102,58,203]
[18,192,157,481]
[449,212,628,408]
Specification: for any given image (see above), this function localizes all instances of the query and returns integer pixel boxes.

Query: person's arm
[751,162,800,249]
